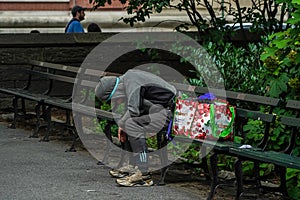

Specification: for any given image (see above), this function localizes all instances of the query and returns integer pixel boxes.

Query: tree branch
[203,0,217,27]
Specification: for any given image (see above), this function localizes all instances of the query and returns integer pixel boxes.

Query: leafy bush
[189,41,264,94]
[258,0,300,198]
[260,2,300,100]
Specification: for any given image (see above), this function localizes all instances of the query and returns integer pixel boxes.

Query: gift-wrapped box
[173,98,235,141]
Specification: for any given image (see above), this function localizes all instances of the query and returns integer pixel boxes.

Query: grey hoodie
[99,69,177,128]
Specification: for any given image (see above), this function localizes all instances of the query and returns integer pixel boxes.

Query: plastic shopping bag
[172,97,235,141]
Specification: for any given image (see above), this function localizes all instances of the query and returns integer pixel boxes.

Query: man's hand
[118,127,127,143]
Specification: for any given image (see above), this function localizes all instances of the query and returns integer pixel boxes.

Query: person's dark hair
[71,5,86,17]
[87,23,102,32]
[30,30,40,33]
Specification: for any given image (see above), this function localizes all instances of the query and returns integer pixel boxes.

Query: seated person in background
[87,23,102,32]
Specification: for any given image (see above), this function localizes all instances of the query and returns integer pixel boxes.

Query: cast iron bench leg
[102,122,113,164]
[279,166,288,197]
[9,96,19,129]
[21,98,26,115]
[158,145,169,186]
[40,106,51,142]
[30,102,43,138]
[65,128,79,152]
[261,166,289,198]
[67,114,83,152]
[158,166,168,186]
[207,152,219,200]
[253,161,262,189]
[234,158,244,200]
[201,146,211,180]
[156,131,169,185]
[65,114,79,152]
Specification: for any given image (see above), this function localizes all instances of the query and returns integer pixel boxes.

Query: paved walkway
[0,121,205,200]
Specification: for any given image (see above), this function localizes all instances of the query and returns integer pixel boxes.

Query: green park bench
[1,61,298,200]
[230,99,300,199]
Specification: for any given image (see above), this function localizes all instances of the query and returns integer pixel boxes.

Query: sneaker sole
[116,175,151,181]
[116,179,153,187]
[109,171,128,178]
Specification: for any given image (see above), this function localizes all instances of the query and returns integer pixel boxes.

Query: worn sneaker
[116,170,153,187]
[109,165,138,178]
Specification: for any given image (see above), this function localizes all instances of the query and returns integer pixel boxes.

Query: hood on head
[95,76,117,101]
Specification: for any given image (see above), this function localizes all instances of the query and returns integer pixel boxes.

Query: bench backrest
[72,68,280,148]
[24,60,77,96]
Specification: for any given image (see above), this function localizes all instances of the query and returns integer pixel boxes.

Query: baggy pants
[123,106,171,172]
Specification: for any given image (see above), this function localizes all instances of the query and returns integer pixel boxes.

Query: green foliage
[243,119,264,145]
[167,142,202,163]
[90,0,290,34]
[146,136,158,149]
[260,0,300,100]
[259,163,275,176]
[189,42,264,94]
[258,1,300,197]
[242,161,254,176]
[217,155,235,171]
[181,144,201,163]
[240,161,275,177]
[93,100,119,137]
[286,168,300,200]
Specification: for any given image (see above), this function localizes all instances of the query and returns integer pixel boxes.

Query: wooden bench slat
[229,148,300,170]
[29,60,79,73]
[25,70,76,84]
[226,91,280,106]
[286,100,300,110]
[79,68,121,77]
[236,108,276,122]
[72,103,116,120]
[281,116,300,127]
[170,82,280,106]
[0,88,45,101]
[75,80,98,88]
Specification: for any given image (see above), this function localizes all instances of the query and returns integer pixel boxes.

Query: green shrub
[190,42,264,94]
[259,0,300,198]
